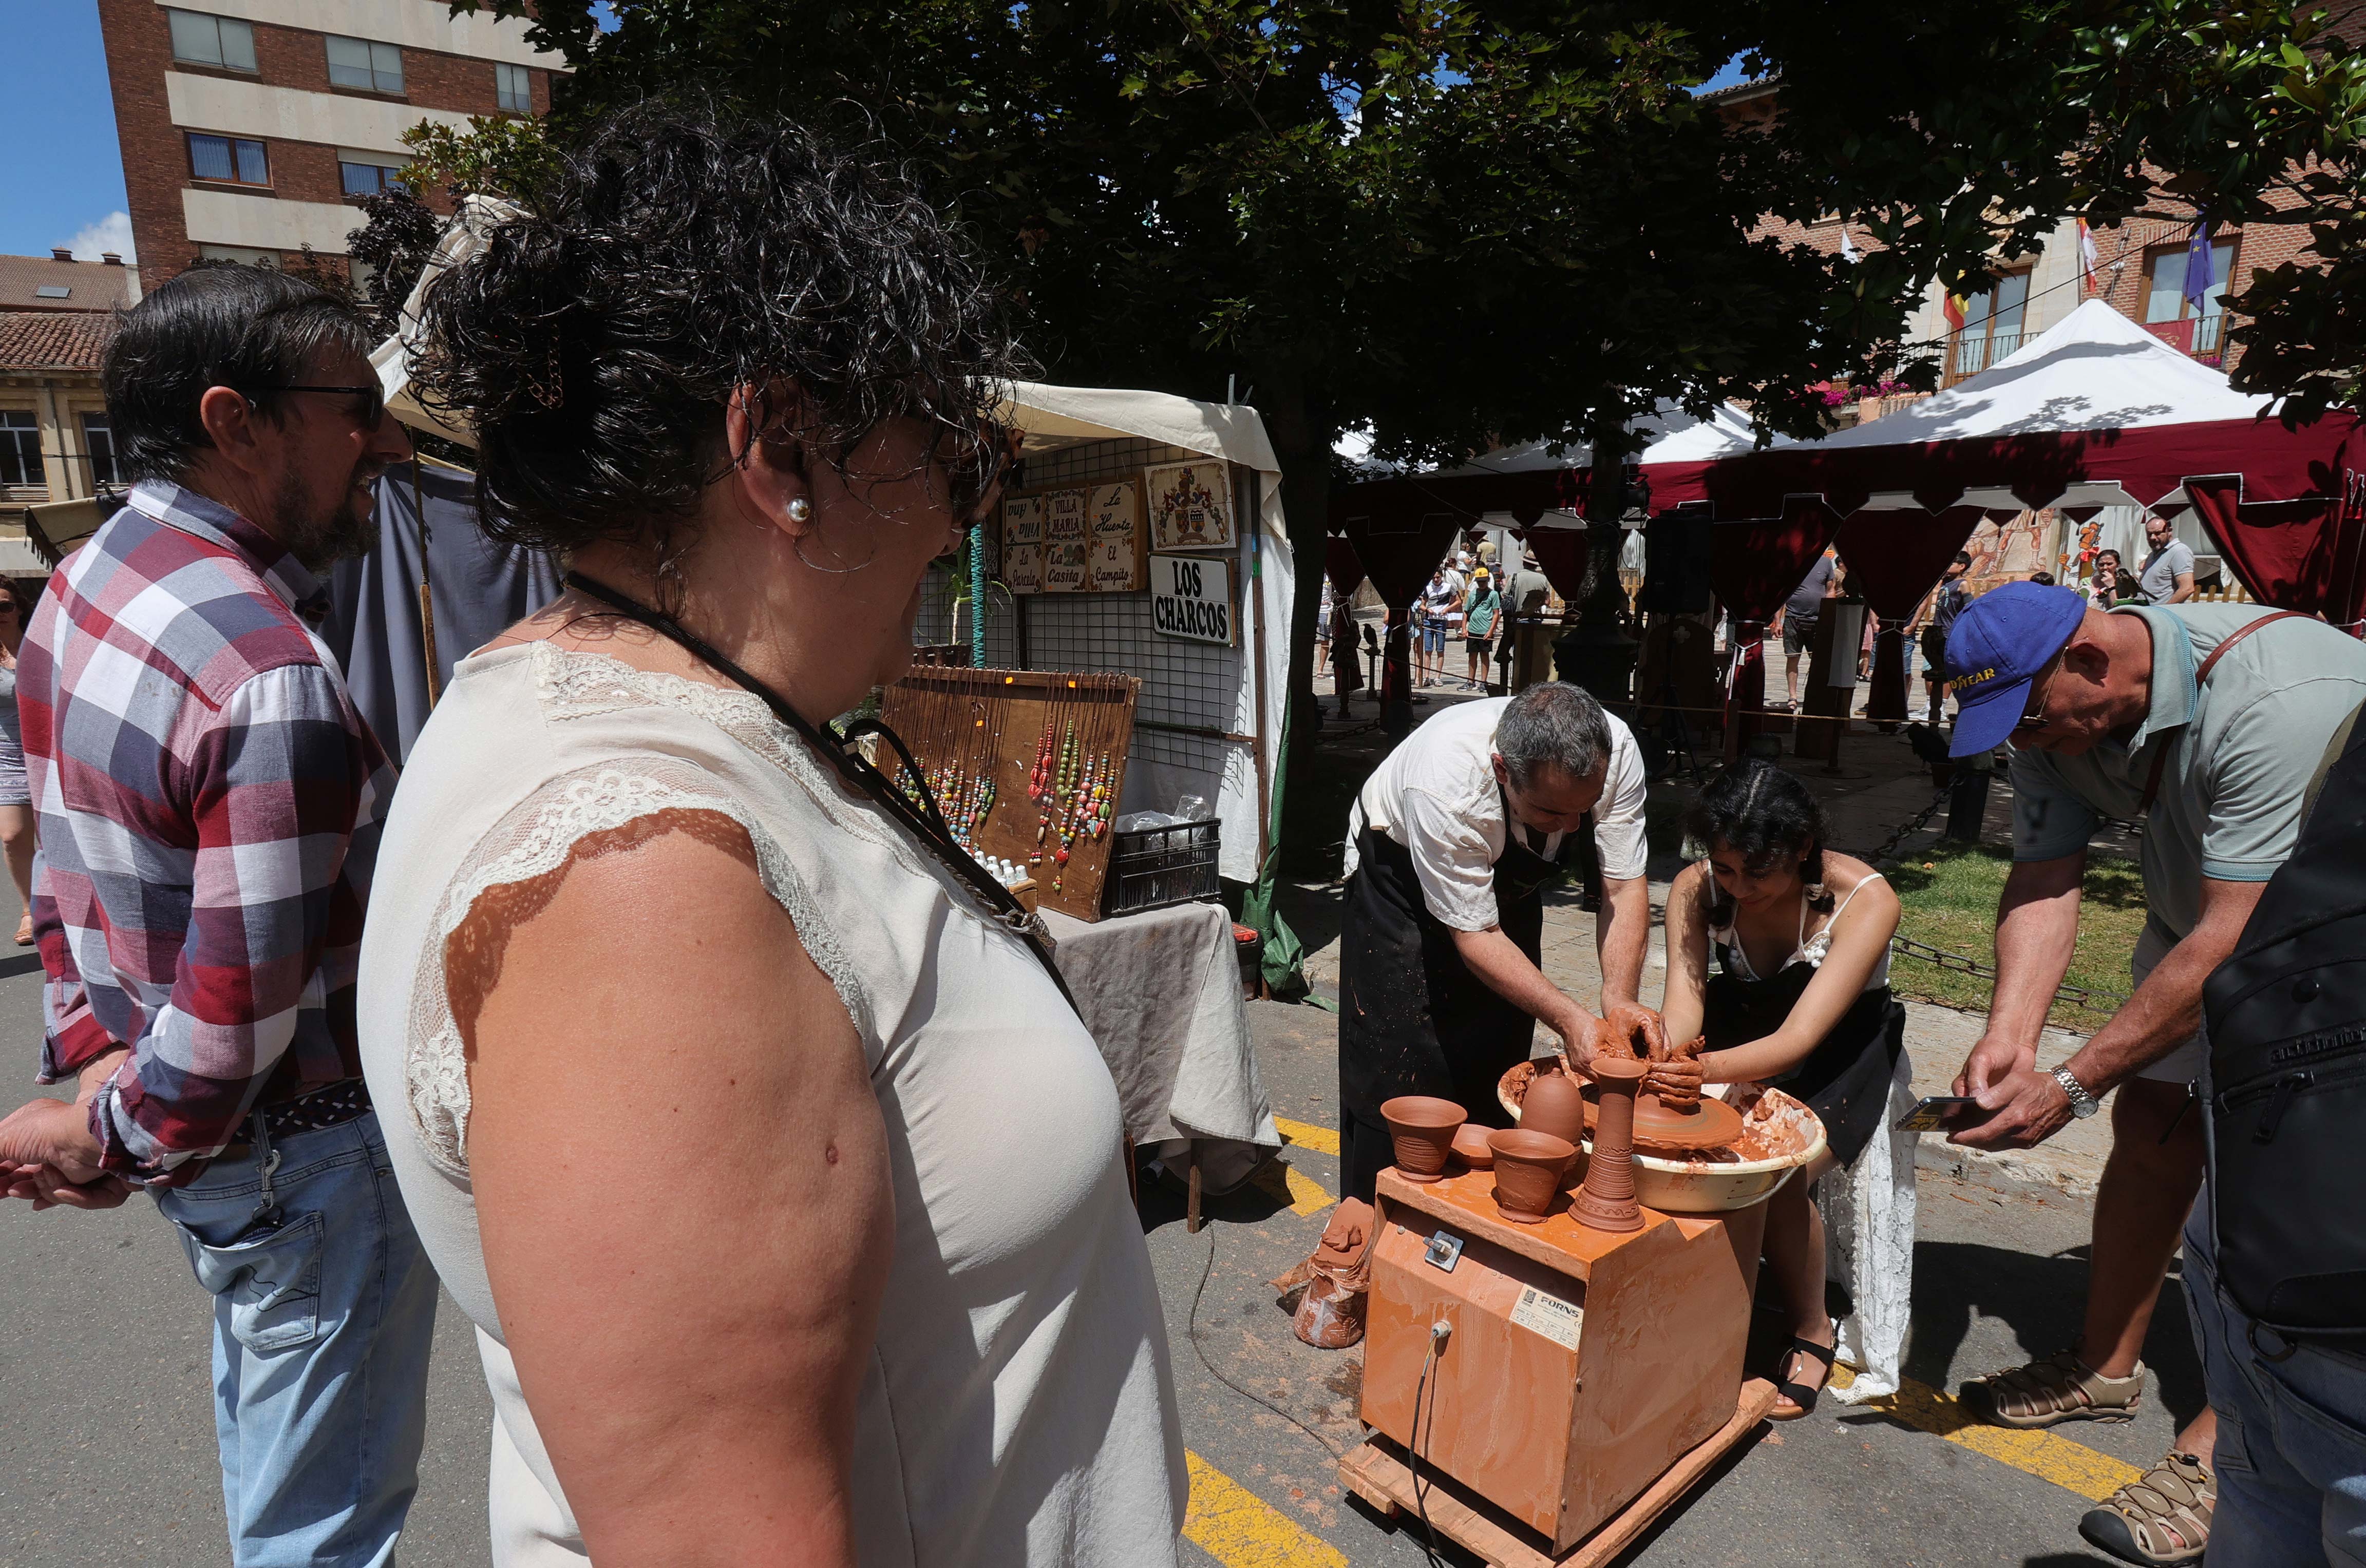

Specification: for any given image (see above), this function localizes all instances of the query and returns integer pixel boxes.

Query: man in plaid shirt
[0,267,436,1566]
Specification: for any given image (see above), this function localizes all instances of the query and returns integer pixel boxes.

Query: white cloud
[60,212,136,264]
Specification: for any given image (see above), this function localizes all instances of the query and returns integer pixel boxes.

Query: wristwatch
[2051,1065,2101,1119]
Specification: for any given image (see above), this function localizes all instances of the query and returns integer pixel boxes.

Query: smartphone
[1894,1095,1981,1133]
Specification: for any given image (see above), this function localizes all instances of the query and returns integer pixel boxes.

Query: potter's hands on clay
[1551,1006,1603,1071]
[1948,1064,2072,1150]
[1642,1038,1706,1107]
[1598,1001,1669,1063]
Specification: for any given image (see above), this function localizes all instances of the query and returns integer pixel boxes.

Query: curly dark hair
[1684,759,1834,924]
[408,101,1030,563]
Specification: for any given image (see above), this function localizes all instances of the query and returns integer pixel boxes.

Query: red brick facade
[96,0,554,295]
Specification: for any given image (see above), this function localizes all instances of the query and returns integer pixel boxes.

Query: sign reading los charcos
[1150,553,1236,646]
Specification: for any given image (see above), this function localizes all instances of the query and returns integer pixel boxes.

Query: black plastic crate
[1102,818,1221,916]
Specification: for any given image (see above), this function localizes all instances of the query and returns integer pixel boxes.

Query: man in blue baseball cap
[1936,578,2366,1564]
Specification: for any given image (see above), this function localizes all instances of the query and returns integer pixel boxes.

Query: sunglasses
[2011,659,2061,737]
[251,382,387,429]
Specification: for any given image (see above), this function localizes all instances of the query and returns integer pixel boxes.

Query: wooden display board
[1000,476,1147,594]
[878,665,1140,922]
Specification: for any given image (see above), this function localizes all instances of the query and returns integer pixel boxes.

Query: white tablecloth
[1043,901,1281,1191]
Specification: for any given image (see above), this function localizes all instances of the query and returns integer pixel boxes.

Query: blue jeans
[2187,1205,2366,1566]
[153,1110,438,1567]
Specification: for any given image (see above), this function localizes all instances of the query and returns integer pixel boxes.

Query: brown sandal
[1962,1349,2144,1428]
[2078,1451,2213,1565]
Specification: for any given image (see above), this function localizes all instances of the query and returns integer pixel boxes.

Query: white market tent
[1712,298,2330,519]
[371,201,1293,886]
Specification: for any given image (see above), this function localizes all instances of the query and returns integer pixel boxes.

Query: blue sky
[0,3,133,261]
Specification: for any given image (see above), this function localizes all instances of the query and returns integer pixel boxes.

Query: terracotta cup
[1488,1129,1577,1223]
[1380,1095,1466,1182]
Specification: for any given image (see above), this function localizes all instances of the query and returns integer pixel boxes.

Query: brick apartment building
[96,0,562,297]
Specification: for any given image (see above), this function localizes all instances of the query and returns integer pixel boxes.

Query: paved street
[3,928,2194,1567]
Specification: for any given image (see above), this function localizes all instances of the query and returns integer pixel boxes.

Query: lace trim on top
[405,757,870,1181]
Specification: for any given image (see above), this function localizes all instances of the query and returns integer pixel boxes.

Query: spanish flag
[2077,218,2100,295]
[1943,291,1966,333]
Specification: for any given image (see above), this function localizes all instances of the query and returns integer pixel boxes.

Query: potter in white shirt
[1346,693,1649,932]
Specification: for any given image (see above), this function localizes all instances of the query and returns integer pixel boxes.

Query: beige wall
[0,374,111,504]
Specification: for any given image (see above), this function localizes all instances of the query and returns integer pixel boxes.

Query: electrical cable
[1185,1219,1346,1462]
[1407,1323,1449,1568]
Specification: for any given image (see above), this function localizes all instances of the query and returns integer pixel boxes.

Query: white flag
[1839,225,1860,263]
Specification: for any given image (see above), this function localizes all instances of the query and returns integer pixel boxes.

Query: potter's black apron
[1704,944,1904,1167]
[1337,787,1592,1199]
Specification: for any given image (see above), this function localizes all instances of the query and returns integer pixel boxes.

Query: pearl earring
[787,497,812,523]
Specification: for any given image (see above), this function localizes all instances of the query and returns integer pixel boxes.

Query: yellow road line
[1251,1158,1336,1217]
[1274,1116,1339,1157]
[1281,1165,1335,1216]
[1185,1450,1348,1568]
[1872,1375,2145,1501]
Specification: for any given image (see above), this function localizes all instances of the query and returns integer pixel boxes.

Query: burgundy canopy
[1834,507,1984,723]
[1711,499,1844,753]
[2188,471,2366,633]
[1324,535,1367,599]
[1333,511,1463,611]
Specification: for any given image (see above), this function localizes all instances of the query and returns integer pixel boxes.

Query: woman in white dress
[358,104,1184,1566]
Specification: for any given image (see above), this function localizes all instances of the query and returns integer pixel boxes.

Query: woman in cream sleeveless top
[359,639,1183,1564]
[354,103,1183,1565]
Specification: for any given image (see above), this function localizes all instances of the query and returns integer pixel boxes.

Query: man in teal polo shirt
[1937,581,2366,1566]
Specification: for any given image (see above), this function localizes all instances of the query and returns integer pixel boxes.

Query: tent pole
[1245,464,1271,872]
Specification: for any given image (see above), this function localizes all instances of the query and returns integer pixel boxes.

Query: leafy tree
[428,0,2366,732]
[444,0,1967,737]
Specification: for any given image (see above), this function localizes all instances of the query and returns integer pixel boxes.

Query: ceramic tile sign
[1002,492,1045,546]
[1004,541,1044,594]
[1145,459,1235,552]
[1150,551,1236,645]
[1043,487,1088,544]
[1043,539,1090,593]
[1087,481,1145,591]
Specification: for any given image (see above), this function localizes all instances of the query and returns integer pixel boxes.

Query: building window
[340,160,410,198]
[1947,269,2031,383]
[327,35,404,94]
[0,411,41,489]
[34,285,71,300]
[496,61,532,113]
[167,9,257,71]
[197,243,278,267]
[189,132,270,186]
[81,414,119,489]
[2144,238,2238,361]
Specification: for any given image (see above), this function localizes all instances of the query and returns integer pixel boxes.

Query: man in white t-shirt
[1336,683,1656,1201]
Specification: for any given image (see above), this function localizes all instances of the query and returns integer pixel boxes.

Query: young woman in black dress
[1660,761,1905,1419]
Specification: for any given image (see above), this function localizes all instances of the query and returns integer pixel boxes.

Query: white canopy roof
[1807,298,2276,513]
[1435,399,1782,475]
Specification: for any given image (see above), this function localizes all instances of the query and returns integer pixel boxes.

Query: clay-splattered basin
[1380,1095,1466,1182]
[1499,1061,1827,1213]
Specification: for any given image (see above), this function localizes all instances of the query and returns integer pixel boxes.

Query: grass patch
[1886,841,2148,1034]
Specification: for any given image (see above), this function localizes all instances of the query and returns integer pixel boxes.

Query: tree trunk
[1247,364,1333,753]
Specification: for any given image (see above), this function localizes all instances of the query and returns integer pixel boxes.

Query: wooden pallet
[1337,1378,1780,1567]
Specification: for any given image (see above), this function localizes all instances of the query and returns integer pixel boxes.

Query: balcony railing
[1944,328,2023,385]
[2142,314,2227,365]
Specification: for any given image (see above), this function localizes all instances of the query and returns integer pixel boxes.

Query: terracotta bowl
[1488,1129,1576,1223]
[1380,1095,1466,1183]
[1449,1123,1496,1170]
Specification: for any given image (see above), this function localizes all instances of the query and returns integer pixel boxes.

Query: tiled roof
[0,254,135,314]
[0,311,115,372]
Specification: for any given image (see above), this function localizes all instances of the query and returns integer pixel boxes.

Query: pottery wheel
[1580,1085,1745,1152]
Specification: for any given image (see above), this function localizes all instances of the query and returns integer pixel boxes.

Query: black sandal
[1771,1336,1837,1421]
